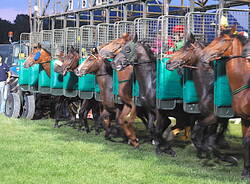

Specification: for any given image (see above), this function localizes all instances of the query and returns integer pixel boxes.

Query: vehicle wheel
[21,94,35,120]
[4,93,21,118]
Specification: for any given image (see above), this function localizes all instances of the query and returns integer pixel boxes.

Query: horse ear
[37,43,42,49]
[230,25,237,35]
[91,47,98,54]
[133,33,138,43]
[187,33,195,43]
[122,33,132,41]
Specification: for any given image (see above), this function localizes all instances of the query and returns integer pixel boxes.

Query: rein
[232,83,250,96]
[39,60,51,64]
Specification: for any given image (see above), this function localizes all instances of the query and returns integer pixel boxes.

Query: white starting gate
[97,23,114,46]
[217,8,250,35]
[80,25,97,56]
[41,30,53,53]
[186,12,217,44]
[65,27,80,53]
[114,21,135,38]
[134,18,158,48]
[157,15,186,59]
[52,29,65,58]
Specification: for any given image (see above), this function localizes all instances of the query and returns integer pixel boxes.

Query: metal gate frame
[64,27,80,54]
[80,25,97,56]
[96,23,114,101]
[41,30,53,54]
[52,29,65,58]
[97,23,114,47]
[114,21,135,38]
[156,15,186,110]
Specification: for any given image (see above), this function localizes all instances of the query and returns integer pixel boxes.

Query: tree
[13,14,30,42]
[0,19,13,43]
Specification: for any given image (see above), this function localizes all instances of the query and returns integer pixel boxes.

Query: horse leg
[242,119,250,177]
[119,105,139,148]
[155,111,175,156]
[101,109,112,140]
[92,101,101,135]
[216,118,230,149]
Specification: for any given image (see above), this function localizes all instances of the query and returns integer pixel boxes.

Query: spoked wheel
[21,94,35,120]
[4,93,21,118]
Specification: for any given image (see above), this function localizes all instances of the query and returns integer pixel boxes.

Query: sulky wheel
[4,93,21,118]
[21,94,35,120]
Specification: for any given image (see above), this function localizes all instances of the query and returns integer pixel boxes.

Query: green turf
[0,115,248,184]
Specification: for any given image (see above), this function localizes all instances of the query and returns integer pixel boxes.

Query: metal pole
[90,11,94,25]
[106,8,110,23]
[163,0,169,15]
[76,13,80,27]
[248,4,250,38]
[189,0,194,12]
[123,4,127,21]
[142,2,147,18]
[219,0,225,9]
[63,16,67,28]
[51,17,55,29]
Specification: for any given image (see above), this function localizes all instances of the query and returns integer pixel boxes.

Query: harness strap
[118,79,130,84]
[232,84,250,96]
[131,60,153,65]
[39,60,51,64]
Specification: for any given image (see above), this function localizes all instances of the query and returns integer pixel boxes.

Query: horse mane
[139,41,156,62]
[221,29,248,46]
[41,48,51,56]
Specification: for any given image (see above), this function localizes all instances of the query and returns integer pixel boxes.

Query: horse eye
[125,47,131,53]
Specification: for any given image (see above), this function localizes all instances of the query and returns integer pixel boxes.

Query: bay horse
[24,44,101,134]
[166,33,237,164]
[199,27,250,177]
[52,46,101,134]
[243,41,250,60]
[75,34,142,147]
[111,35,196,156]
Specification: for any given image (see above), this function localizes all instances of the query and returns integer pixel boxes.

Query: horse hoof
[163,149,177,157]
[155,147,163,155]
[225,156,238,166]
[152,139,159,145]
[242,169,250,178]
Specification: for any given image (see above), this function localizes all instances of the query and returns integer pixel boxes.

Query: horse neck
[134,45,156,101]
[226,39,250,91]
[41,63,51,77]
[96,62,114,106]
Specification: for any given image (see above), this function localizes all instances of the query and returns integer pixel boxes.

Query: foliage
[0,14,30,44]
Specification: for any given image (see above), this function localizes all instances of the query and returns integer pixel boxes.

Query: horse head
[75,34,133,76]
[24,43,51,68]
[112,33,155,71]
[112,34,139,71]
[74,47,103,76]
[99,33,132,58]
[200,26,239,66]
[61,47,80,76]
[166,33,204,71]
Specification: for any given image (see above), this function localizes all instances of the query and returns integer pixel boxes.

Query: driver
[0,55,11,114]
[167,25,185,54]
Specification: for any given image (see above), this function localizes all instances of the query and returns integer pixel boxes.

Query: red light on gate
[8,31,13,38]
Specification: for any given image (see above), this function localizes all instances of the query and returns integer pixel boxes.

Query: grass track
[0,115,248,184]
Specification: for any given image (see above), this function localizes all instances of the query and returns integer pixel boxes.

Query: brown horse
[75,35,141,147]
[54,46,80,76]
[197,27,250,177]
[243,41,250,60]
[167,34,238,163]
[24,43,51,77]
